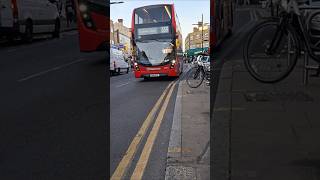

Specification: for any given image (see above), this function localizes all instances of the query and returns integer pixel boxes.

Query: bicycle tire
[243,19,299,83]
[186,66,205,88]
[307,10,320,51]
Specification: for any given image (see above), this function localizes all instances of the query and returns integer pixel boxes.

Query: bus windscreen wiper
[136,39,172,43]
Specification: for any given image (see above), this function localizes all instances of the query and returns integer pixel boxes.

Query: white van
[0,0,60,41]
[110,48,129,75]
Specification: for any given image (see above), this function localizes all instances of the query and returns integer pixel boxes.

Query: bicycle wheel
[243,20,299,83]
[186,66,204,88]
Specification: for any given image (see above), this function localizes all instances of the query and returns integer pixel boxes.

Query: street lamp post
[201,14,203,52]
[110,1,124,4]
[188,34,190,55]
[192,14,209,53]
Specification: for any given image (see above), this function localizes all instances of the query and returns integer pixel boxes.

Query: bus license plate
[150,74,160,77]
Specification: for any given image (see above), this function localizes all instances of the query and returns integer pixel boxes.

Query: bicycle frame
[266,16,287,54]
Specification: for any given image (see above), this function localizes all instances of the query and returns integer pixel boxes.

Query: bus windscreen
[134,5,172,25]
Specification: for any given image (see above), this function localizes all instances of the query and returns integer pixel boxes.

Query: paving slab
[165,79,210,180]
[213,58,320,180]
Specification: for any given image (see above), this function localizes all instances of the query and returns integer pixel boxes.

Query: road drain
[165,166,196,180]
[244,91,314,102]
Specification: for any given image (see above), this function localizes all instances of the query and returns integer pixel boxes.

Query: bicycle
[243,0,320,83]
[186,55,211,88]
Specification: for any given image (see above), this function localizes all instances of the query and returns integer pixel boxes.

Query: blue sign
[118,44,124,48]
[111,44,118,49]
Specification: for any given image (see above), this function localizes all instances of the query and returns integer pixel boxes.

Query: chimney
[198,21,202,27]
[193,27,198,32]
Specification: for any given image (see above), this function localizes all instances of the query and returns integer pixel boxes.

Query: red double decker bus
[131,4,183,79]
[210,0,233,48]
[74,0,108,52]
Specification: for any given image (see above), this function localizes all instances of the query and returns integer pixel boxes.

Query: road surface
[0,31,107,179]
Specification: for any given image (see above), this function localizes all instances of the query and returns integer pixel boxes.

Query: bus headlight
[170,60,176,69]
[83,13,89,19]
[79,2,95,30]
[86,22,93,28]
[79,4,88,12]
[134,62,140,71]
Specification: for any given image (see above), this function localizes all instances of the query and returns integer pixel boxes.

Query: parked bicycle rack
[303,50,320,85]
[302,7,320,85]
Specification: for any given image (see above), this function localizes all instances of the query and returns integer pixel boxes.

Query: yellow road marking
[131,81,177,180]
[167,147,192,153]
[111,81,174,180]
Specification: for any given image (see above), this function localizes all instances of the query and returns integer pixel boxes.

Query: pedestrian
[65,0,75,26]
[56,0,63,17]
[66,5,73,26]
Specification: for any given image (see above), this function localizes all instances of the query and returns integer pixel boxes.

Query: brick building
[184,24,209,56]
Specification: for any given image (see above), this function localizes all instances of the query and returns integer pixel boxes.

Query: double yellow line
[111,81,177,180]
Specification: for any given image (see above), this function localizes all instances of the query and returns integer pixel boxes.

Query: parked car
[201,55,210,71]
[201,55,210,64]
[0,0,60,42]
[110,48,129,75]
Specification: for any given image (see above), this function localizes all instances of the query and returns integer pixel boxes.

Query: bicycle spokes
[244,20,299,83]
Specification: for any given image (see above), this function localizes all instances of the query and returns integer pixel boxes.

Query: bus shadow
[88,57,106,66]
[0,37,53,49]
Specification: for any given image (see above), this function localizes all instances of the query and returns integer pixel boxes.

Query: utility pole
[189,34,190,53]
[110,1,124,4]
[201,14,203,52]
[192,14,208,53]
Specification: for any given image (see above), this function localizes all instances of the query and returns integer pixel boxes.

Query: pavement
[162,5,261,180]
[212,5,320,180]
[165,78,210,180]
[60,18,78,32]
[213,58,320,180]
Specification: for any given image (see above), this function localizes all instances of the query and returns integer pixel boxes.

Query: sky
[110,0,210,50]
